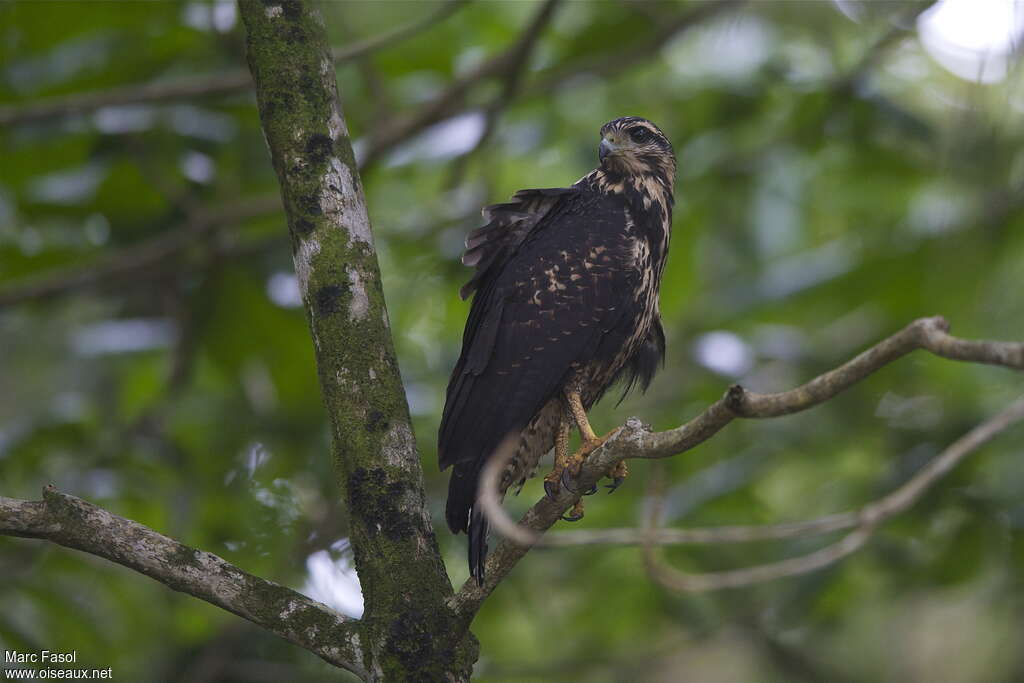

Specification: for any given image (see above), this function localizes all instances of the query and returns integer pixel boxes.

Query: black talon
[543,478,560,500]
[561,511,583,522]
[560,467,578,492]
[605,476,625,493]
[583,484,598,496]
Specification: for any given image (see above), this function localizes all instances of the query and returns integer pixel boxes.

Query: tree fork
[238,1,476,679]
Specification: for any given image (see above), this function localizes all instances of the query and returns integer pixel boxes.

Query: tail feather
[445,463,490,586]
[445,463,476,533]
[468,508,488,586]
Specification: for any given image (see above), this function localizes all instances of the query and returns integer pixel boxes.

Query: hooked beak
[599,137,616,162]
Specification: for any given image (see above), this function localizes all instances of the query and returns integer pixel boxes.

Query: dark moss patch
[368,596,478,680]
[299,73,316,97]
[278,24,305,45]
[315,284,346,316]
[293,217,314,237]
[305,133,332,164]
[281,0,302,20]
[382,608,458,682]
[348,467,415,542]
[274,92,295,113]
[170,543,203,571]
[349,466,383,497]
[296,193,322,217]
[366,410,387,432]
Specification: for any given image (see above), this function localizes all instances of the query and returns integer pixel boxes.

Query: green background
[2,1,1022,680]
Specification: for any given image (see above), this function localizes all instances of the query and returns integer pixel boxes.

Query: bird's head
[598,117,675,181]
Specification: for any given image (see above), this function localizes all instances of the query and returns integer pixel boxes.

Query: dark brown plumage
[438,117,676,583]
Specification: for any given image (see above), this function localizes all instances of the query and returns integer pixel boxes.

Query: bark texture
[0,487,368,679]
[238,1,475,679]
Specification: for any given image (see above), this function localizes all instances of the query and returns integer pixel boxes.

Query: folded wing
[439,188,643,540]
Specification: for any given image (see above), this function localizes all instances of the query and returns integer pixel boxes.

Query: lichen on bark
[1,487,369,678]
[238,1,477,679]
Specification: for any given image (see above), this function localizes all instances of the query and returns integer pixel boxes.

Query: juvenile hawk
[438,117,676,583]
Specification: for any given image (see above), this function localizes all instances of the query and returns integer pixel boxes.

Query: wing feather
[458,188,574,300]
[439,188,642,540]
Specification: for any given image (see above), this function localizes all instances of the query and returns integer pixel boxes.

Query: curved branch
[643,525,877,593]
[0,486,368,679]
[450,316,1023,619]
[0,0,468,127]
[641,397,1024,591]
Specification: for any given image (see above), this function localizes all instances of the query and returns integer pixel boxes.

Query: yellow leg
[548,389,615,506]
[544,390,618,515]
[565,389,613,462]
[543,418,572,499]
[566,389,598,443]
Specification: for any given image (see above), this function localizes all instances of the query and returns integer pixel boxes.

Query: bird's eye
[629,127,651,143]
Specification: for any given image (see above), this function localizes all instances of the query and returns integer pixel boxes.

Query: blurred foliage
[2,1,1024,681]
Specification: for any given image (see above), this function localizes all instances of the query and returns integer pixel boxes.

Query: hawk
[438,117,676,584]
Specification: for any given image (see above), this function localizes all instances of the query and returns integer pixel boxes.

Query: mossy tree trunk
[238,1,477,679]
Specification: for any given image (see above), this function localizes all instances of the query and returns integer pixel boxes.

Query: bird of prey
[438,116,676,583]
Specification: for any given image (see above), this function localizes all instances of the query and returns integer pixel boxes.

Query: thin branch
[0,486,368,680]
[368,0,742,174]
[359,0,562,171]
[830,1,936,94]
[645,526,876,592]
[471,0,562,146]
[640,397,1024,591]
[449,316,1023,619]
[2,0,730,191]
[332,7,394,123]
[524,0,745,97]
[0,196,280,309]
[327,0,469,64]
[617,315,1023,459]
[445,0,562,184]
[0,0,468,127]
[0,3,950,313]
[477,316,1024,546]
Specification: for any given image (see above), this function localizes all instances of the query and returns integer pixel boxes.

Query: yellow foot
[543,467,563,499]
[558,431,615,492]
[545,430,616,498]
[606,460,629,493]
[543,447,583,497]
[561,499,585,522]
